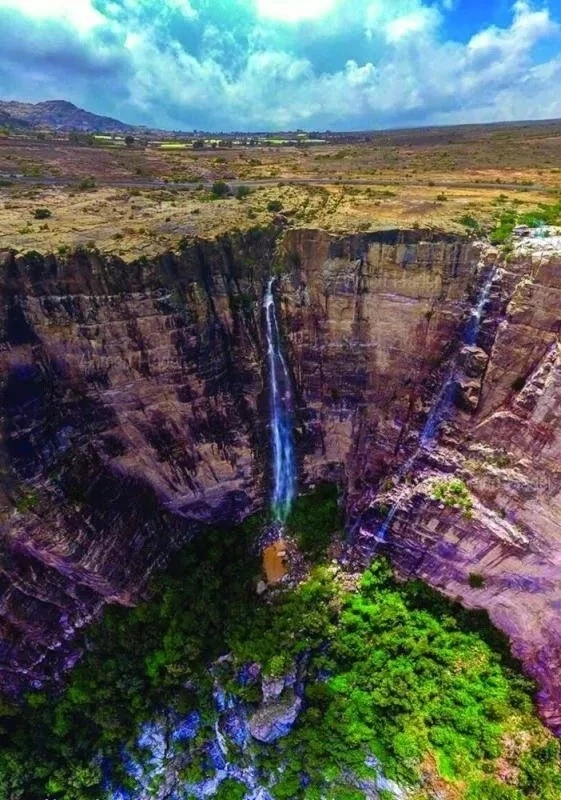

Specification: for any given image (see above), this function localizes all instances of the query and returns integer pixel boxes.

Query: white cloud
[0,0,560,130]
[0,0,104,31]
[256,0,336,23]
[385,7,440,42]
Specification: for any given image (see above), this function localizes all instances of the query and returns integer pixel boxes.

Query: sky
[0,0,561,131]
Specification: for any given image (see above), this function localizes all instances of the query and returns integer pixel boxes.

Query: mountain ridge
[0,99,135,133]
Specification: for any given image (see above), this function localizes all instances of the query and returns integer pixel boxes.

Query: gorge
[1,223,561,797]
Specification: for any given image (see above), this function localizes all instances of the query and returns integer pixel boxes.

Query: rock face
[2,227,561,735]
[0,232,276,691]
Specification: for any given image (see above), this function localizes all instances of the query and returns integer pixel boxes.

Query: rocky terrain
[1,224,561,735]
[0,100,135,133]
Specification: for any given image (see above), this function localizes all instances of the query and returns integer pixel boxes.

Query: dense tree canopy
[0,489,559,799]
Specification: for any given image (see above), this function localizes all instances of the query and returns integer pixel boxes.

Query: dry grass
[1,119,561,256]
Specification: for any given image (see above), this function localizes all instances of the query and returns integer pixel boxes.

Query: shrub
[458,214,480,230]
[431,478,474,517]
[14,491,39,513]
[267,199,283,213]
[77,176,96,191]
[469,572,485,589]
[211,180,230,198]
[32,208,51,220]
[236,185,252,200]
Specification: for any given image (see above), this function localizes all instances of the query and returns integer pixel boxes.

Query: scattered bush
[458,214,480,230]
[431,478,474,517]
[267,199,283,213]
[211,180,230,198]
[77,176,97,191]
[236,185,252,200]
[286,484,342,559]
[14,491,39,513]
[32,208,51,220]
[469,572,486,589]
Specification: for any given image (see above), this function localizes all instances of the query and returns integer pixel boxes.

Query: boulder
[248,689,302,743]
[458,345,489,378]
[453,376,482,412]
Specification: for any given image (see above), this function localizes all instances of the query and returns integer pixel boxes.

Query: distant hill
[0,99,135,133]
[0,107,30,130]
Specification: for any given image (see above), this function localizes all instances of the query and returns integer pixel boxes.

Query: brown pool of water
[263,539,288,584]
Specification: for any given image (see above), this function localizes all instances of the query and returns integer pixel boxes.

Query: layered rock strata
[1,227,561,734]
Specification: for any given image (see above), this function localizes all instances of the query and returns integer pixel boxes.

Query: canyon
[1,223,561,738]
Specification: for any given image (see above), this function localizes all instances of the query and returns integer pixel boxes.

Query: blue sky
[0,0,560,131]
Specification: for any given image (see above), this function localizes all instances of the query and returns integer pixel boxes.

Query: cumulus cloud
[0,0,559,129]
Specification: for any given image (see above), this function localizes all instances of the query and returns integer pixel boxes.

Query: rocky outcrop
[3,225,561,736]
[248,669,303,743]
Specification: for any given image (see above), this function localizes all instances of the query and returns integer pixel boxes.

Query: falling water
[463,268,496,347]
[376,267,497,541]
[264,278,295,523]
[421,266,496,448]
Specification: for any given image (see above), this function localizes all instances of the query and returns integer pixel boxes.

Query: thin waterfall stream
[374,267,497,542]
[264,277,295,523]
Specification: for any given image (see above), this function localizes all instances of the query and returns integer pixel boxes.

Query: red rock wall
[5,228,561,736]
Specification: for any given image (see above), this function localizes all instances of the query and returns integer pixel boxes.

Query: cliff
[1,227,561,733]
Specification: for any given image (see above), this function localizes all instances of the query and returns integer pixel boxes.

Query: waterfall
[374,267,497,541]
[421,266,496,448]
[264,278,295,523]
[463,268,496,347]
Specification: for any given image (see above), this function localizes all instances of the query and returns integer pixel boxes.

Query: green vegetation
[0,488,558,799]
[286,483,343,559]
[211,180,230,198]
[267,199,283,212]
[490,199,561,244]
[32,207,52,220]
[458,214,481,232]
[77,176,97,191]
[235,184,252,200]
[491,209,518,244]
[14,489,39,513]
[431,478,474,517]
